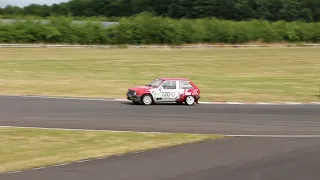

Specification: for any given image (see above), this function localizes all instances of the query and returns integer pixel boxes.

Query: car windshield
[146,79,163,87]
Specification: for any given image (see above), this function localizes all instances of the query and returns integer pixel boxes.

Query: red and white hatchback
[126,78,201,105]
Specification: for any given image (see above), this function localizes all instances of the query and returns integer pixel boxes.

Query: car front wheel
[185,96,195,106]
[142,94,153,105]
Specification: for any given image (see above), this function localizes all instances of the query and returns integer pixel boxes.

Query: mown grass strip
[0,47,319,102]
[0,127,223,172]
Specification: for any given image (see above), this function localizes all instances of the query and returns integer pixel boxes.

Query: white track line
[2,150,146,175]
[1,126,320,138]
[224,134,320,138]
[1,94,319,105]
[1,94,319,175]
[5,171,21,174]
[0,126,172,134]
[0,94,122,102]
[1,125,319,176]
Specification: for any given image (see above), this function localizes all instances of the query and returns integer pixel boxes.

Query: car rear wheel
[185,96,195,106]
[142,94,153,105]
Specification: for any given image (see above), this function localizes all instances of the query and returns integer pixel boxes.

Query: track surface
[2,137,320,180]
[1,96,320,135]
[1,95,320,180]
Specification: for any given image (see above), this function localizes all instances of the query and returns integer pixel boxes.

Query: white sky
[0,0,69,7]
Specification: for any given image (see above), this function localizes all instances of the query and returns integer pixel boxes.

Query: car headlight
[128,90,136,95]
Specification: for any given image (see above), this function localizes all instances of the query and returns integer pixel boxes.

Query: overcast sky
[0,0,69,7]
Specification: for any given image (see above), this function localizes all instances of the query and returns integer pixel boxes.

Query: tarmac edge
[1,94,320,105]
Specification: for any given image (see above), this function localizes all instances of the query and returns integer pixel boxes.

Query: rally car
[126,78,200,105]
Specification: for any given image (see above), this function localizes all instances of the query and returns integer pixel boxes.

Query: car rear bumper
[177,95,200,103]
[195,95,200,103]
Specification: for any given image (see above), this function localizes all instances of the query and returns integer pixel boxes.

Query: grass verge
[0,47,319,102]
[0,127,223,173]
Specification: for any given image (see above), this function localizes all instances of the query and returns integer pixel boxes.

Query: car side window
[179,81,193,89]
[161,81,176,89]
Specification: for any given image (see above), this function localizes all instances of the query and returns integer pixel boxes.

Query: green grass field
[0,47,319,102]
[0,127,223,172]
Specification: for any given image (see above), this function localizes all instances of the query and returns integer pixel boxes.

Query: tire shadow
[119,101,194,106]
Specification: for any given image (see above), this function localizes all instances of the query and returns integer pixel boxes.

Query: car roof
[158,77,190,81]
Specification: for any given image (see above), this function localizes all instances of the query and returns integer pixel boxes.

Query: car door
[157,80,179,102]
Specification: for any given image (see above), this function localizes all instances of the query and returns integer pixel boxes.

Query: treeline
[0,14,319,45]
[0,14,120,22]
[0,0,319,22]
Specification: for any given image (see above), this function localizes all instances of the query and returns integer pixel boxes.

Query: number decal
[161,91,178,99]
[161,92,171,97]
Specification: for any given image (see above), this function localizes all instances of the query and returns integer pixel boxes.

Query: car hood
[129,86,154,91]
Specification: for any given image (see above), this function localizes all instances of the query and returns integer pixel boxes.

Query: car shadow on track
[120,101,197,106]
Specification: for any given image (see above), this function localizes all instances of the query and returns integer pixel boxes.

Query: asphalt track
[1,95,320,180]
[0,96,320,135]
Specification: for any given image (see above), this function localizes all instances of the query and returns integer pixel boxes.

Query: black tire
[185,96,195,106]
[141,94,153,105]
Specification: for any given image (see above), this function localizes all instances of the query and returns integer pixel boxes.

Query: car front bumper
[126,91,142,102]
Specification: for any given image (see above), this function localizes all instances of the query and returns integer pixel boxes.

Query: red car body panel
[128,86,154,95]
